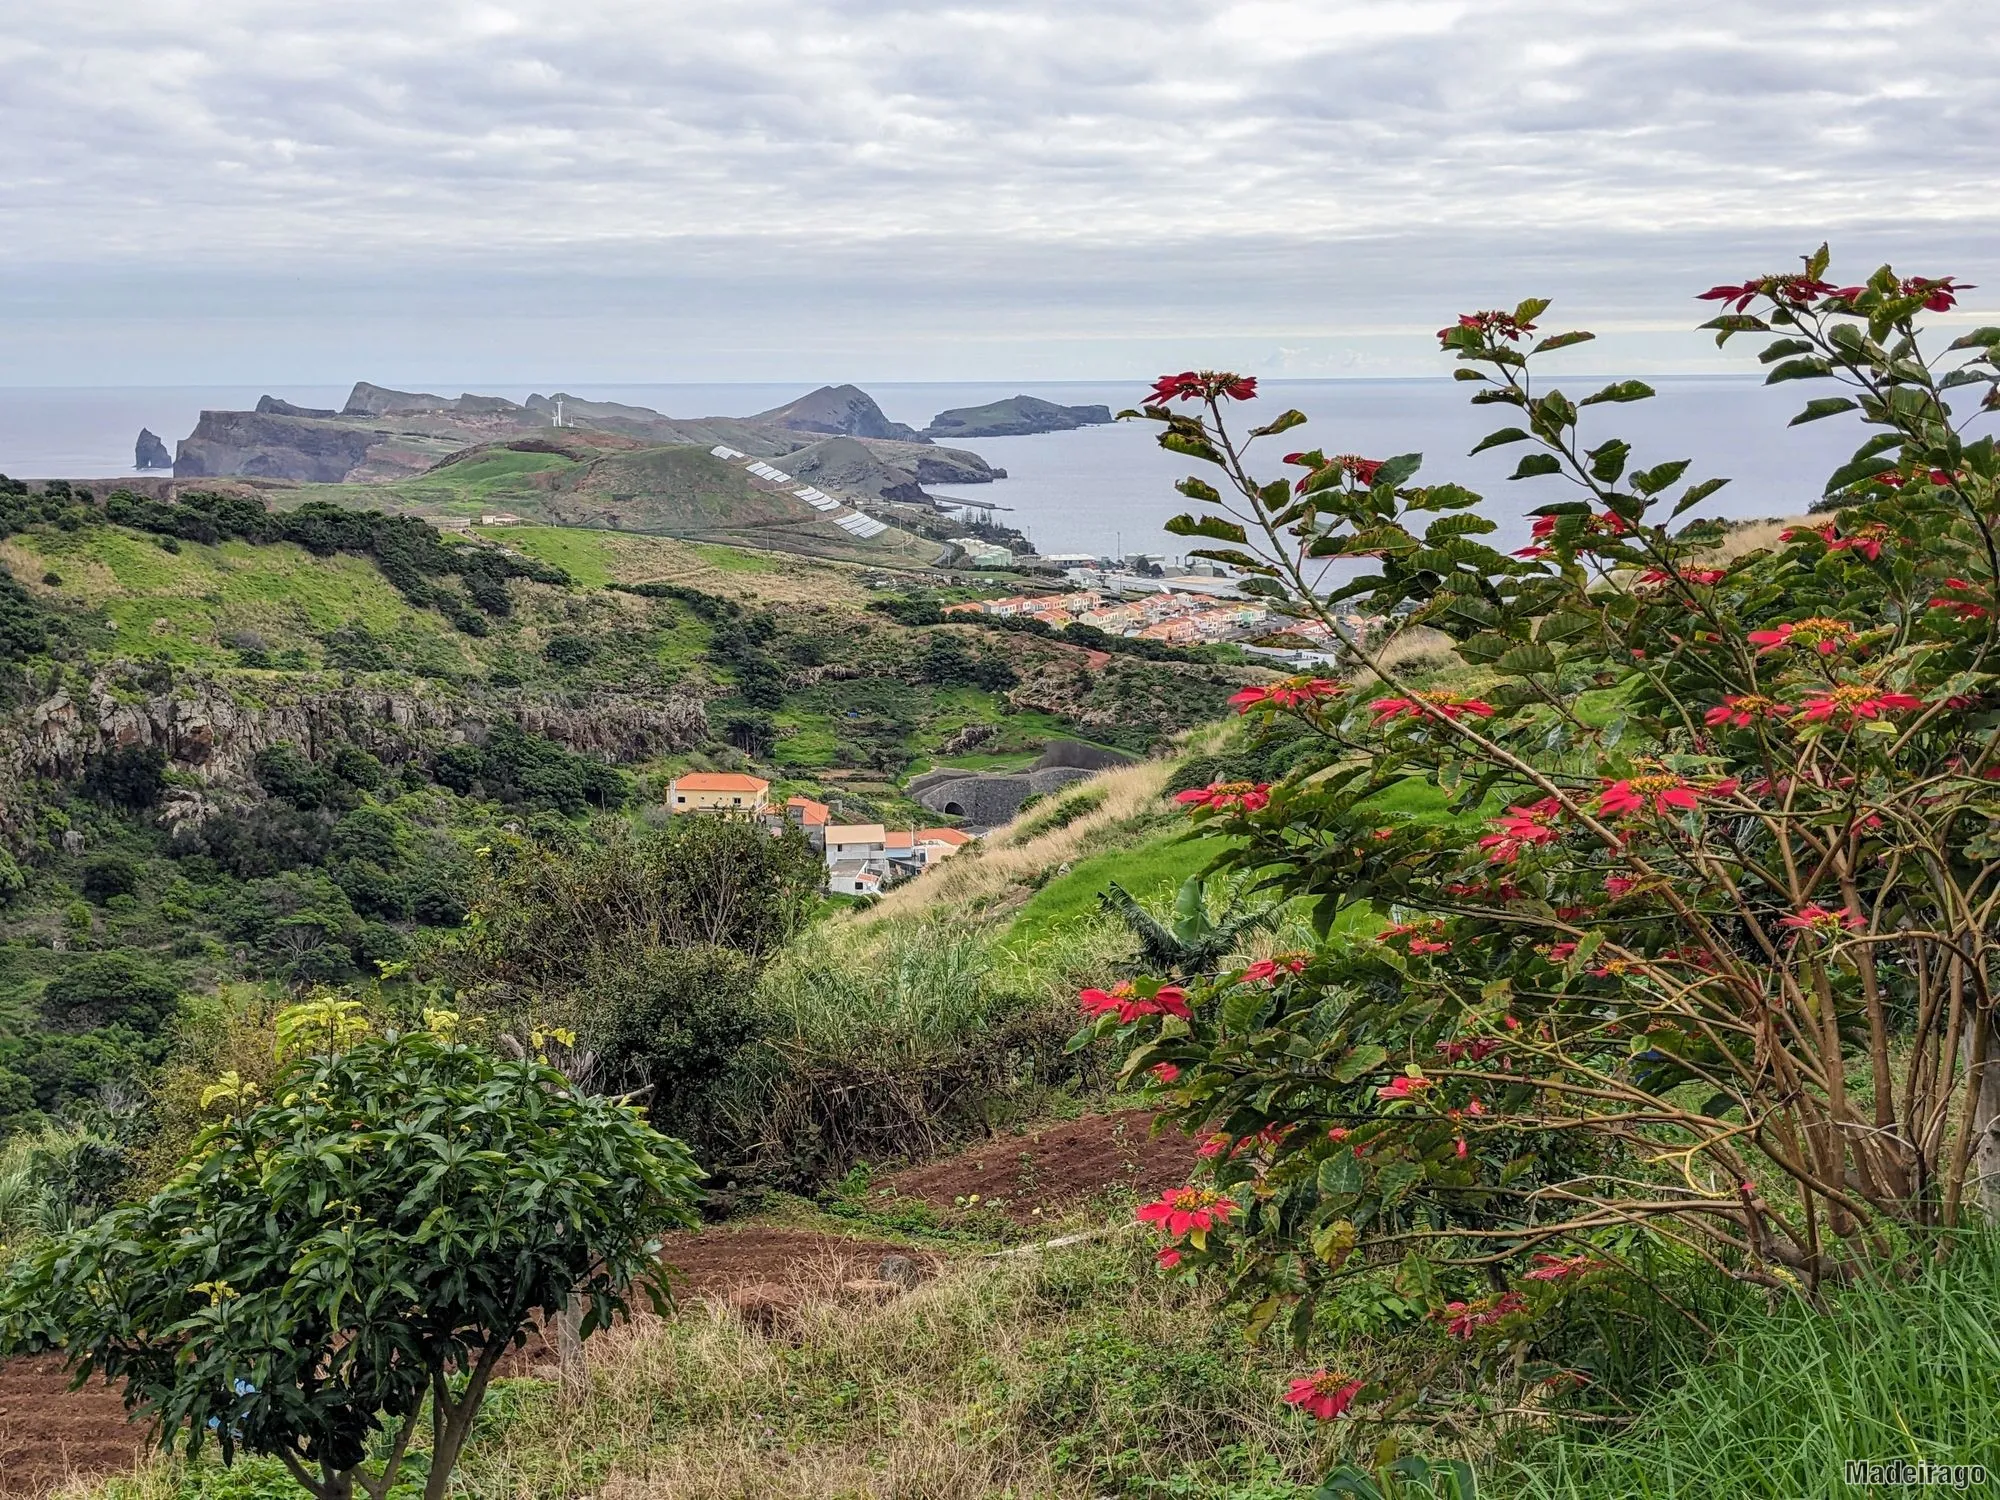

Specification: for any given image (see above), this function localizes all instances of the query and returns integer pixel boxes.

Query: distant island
[923,395,1114,439]
[165,382,1000,495]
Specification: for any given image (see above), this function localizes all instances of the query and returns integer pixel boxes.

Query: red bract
[1439,1290,1527,1339]
[1705,694,1790,729]
[1149,371,1258,404]
[1231,677,1343,713]
[1079,982,1191,1024]
[1282,1369,1365,1421]
[1902,276,1972,312]
[1441,309,1538,345]
[1241,954,1308,983]
[1156,1247,1183,1270]
[1176,780,1272,814]
[1437,1037,1502,1063]
[1699,274,1838,312]
[1795,687,1922,724]
[1749,618,1859,656]
[1605,875,1639,899]
[1376,1074,1433,1101]
[1369,693,1497,726]
[1781,904,1866,936]
[1150,1062,1181,1085]
[1522,1252,1606,1281]
[1929,579,1991,621]
[1136,1185,1238,1238]
[1598,773,1733,818]
[1477,797,1563,864]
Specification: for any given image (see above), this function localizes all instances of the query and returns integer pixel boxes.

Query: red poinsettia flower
[1605,874,1639,899]
[1902,275,1972,312]
[1241,954,1308,984]
[1598,773,1734,818]
[1156,1246,1182,1269]
[1369,693,1497,726]
[1230,677,1343,713]
[1136,1186,1238,1238]
[1439,1290,1527,1339]
[1748,618,1859,656]
[1440,309,1537,345]
[1148,371,1257,404]
[1477,797,1564,864]
[1705,694,1790,729]
[1794,686,1922,724]
[1282,1369,1366,1421]
[1780,904,1866,936]
[1928,579,1991,621]
[1545,941,1578,963]
[1436,1037,1502,1064]
[1079,982,1191,1024]
[1175,781,1272,814]
[1149,1062,1181,1085]
[1376,1074,1433,1101]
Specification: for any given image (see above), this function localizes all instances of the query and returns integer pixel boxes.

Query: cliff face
[0,667,708,840]
[134,429,172,469]
[174,410,383,482]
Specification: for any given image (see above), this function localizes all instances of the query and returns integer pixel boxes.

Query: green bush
[0,1012,701,1500]
[41,952,181,1032]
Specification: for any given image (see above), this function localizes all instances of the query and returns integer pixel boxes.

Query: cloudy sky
[4,0,1995,384]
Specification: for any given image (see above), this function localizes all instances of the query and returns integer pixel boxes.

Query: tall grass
[743,917,1132,1176]
[1504,1233,2000,1498]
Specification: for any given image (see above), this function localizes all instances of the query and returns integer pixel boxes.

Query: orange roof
[787,796,831,826]
[673,772,770,793]
[916,827,975,846]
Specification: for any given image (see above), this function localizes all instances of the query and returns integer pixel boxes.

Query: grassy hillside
[284,442,944,568]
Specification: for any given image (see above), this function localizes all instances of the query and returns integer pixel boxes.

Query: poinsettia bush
[1082,251,2000,1400]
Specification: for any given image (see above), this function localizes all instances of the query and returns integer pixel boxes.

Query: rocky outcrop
[256,396,339,418]
[342,382,454,416]
[752,385,926,443]
[923,396,1114,439]
[0,668,707,840]
[134,429,172,469]
[174,410,382,482]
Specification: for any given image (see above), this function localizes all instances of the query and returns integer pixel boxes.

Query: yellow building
[668,772,771,813]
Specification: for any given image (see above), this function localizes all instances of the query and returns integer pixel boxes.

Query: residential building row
[664,771,975,896]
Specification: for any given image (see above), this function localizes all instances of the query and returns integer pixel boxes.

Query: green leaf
[1765,356,1834,384]
[1531,330,1595,354]
[1335,1044,1388,1083]
[1806,242,1830,280]
[1164,513,1250,544]
[1494,642,1557,677]
[1514,297,1552,324]
[1632,459,1691,496]
[1790,397,1858,426]
[1250,409,1309,438]
[1469,427,1532,456]
[1579,380,1655,407]
[1757,338,1816,363]
[1175,476,1222,504]
[1823,455,1898,494]
[1589,439,1631,483]
[1317,1154,1362,1196]
[1221,986,1267,1034]
[1947,327,2000,351]
[1509,453,1562,481]
[1701,313,1771,345]
[1671,476,1731,517]
[1374,453,1425,488]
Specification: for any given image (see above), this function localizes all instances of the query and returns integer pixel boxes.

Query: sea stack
[134,428,172,469]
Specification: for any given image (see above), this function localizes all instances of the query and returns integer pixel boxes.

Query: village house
[666,771,770,814]
[822,821,977,893]
[762,794,831,849]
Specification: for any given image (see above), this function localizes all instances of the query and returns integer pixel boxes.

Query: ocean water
[0,377,1858,561]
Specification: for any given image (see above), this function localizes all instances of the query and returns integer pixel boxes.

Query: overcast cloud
[4,1,1996,382]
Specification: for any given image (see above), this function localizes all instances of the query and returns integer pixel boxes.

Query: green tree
[41,952,181,1032]
[0,1007,701,1500]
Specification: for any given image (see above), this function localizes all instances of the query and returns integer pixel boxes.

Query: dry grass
[860,757,1177,929]
[441,1241,1333,1500]
[1346,626,1460,686]
[1700,516,1812,565]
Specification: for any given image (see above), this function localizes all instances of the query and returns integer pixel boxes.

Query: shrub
[81,852,143,903]
[1085,252,2000,1421]
[41,952,181,1033]
[0,1008,702,1500]
[84,744,168,808]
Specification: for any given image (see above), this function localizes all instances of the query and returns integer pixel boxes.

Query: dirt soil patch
[0,1354,149,1498]
[881,1109,1201,1223]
